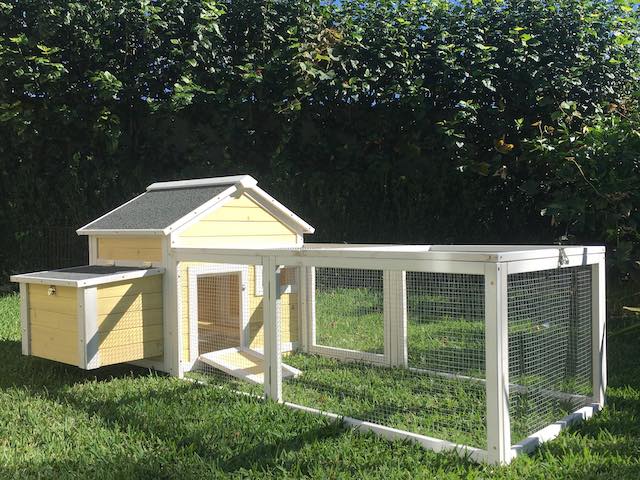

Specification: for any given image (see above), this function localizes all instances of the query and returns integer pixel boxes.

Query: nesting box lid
[10,265,164,288]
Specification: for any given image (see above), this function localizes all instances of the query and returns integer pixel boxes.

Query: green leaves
[90,71,123,99]
[1,0,640,282]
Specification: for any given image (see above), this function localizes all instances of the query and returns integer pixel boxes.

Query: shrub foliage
[1,0,639,278]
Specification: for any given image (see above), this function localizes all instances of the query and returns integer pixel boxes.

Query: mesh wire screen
[406,272,485,376]
[508,266,593,443]
[282,267,488,448]
[314,268,384,357]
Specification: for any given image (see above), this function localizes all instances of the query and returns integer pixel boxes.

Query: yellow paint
[96,292,163,315]
[96,274,164,366]
[97,276,162,298]
[28,284,79,366]
[97,236,162,262]
[99,341,164,365]
[99,324,164,350]
[176,193,300,247]
[98,308,162,332]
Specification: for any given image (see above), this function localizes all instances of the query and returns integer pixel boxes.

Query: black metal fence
[2,227,88,289]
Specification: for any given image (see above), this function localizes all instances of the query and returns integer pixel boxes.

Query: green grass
[2,293,640,478]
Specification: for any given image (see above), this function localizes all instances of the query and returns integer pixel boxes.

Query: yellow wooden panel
[98,308,163,332]
[200,205,281,222]
[30,309,77,333]
[29,289,77,316]
[97,236,162,262]
[96,292,162,315]
[96,275,164,363]
[29,284,76,299]
[177,193,299,244]
[99,341,163,366]
[177,235,298,248]
[99,324,164,349]
[182,221,295,238]
[31,324,79,366]
[97,276,162,299]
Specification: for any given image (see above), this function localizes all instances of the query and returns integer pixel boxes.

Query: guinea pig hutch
[11,175,606,465]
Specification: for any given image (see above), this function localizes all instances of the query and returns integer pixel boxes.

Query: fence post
[163,238,181,377]
[263,256,282,401]
[592,258,607,407]
[485,262,512,464]
[384,270,407,367]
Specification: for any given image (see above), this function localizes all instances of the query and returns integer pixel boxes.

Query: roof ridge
[146,175,257,191]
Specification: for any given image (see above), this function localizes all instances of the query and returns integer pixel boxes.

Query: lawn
[2,293,640,479]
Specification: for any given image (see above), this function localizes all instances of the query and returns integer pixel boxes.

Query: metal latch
[558,247,569,267]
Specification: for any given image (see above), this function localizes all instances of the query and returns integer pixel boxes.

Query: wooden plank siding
[176,194,299,248]
[97,236,163,263]
[96,276,163,366]
[28,284,79,365]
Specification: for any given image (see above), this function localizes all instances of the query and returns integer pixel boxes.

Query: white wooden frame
[169,244,606,465]
[186,263,250,364]
[19,283,30,356]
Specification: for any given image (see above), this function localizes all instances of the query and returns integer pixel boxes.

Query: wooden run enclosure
[10,176,606,465]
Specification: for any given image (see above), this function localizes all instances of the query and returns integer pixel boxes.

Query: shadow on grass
[2,329,640,478]
[0,338,349,476]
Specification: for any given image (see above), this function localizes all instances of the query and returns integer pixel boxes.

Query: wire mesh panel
[507,266,593,443]
[282,266,488,449]
[406,272,485,376]
[313,267,385,358]
[404,271,486,446]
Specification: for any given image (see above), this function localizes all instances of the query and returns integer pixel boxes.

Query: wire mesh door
[507,265,593,443]
[180,261,264,396]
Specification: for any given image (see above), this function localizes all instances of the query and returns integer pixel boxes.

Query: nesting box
[11,266,164,369]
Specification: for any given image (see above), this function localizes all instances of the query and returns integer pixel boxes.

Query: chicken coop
[11,175,606,465]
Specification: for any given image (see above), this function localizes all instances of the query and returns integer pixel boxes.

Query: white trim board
[10,267,165,288]
[148,175,257,191]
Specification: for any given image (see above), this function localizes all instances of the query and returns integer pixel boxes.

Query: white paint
[262,256,282,401]
[484,263,512,465]
[511,404,600,456]
[76,288,87,369]
[10,267,164,288]
[83,287,100,369]
[384,271,407,367]
[147,175,256,191]
[592,258,607,406]
[19,283,30,355]
[283,401,488,463]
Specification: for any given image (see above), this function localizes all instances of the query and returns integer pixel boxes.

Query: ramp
[198,347,301,385]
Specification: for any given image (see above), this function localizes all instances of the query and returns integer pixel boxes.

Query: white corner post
[307,266,316,350]
[19,283,30,355]
[263,256,282,401]
[384,270,408,367]
[592,257,607,407]
[88,236,98,265]
[299,266,309,352]
[82,287,100,369]
[163,239,182,377]
[484,262,512,465]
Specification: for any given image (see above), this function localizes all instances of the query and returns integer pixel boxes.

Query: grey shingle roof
[85,184,233,231]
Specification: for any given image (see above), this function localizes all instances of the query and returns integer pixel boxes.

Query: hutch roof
[77,175,314,236]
